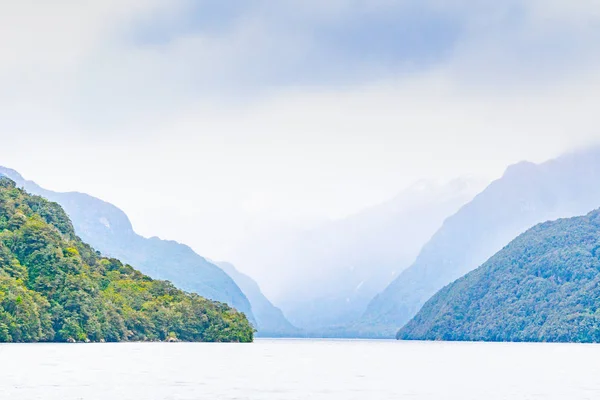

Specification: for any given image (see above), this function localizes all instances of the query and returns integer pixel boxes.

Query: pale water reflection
[1,339,599,399]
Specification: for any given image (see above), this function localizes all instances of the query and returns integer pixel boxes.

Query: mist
[1,0,600,302]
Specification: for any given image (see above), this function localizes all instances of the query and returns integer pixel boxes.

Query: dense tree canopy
[398,208,600,343]
[0,176,253,343]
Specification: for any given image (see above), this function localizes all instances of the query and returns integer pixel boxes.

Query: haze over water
[2,340,599,400]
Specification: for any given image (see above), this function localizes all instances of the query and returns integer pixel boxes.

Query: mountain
[0,167,256,326]
[236,178,482,331]
[233,179,482,331]
[360,147,600,337]
[0,176,253,343]
[215,261,300,337]
[399,209,600,342]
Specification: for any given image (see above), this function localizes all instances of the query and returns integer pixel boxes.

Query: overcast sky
[1,0,600,265]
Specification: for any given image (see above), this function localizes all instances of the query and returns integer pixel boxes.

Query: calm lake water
[1,339,600,399]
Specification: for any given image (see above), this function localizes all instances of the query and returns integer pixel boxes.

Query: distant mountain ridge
[236,178,484,332]
[360,147,600,337]
[399,208,600,342]
[215,261,299,337]
[0,166,256,326]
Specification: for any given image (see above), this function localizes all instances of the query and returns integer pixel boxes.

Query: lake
[1,339,599,399]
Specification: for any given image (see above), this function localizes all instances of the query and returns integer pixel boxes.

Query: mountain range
[0,167,258,326]
[399,208,600,343]
[359,147,600,337]
[6,145,600,341]
[234,178,483,331]
[0,176,253,342]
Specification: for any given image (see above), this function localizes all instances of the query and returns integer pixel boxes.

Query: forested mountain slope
[0,176,253,343]
[0,167,255,326]
[399,209,600,342]
[360,147,600,337]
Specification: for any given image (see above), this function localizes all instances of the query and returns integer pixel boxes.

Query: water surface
[1,339,599,399]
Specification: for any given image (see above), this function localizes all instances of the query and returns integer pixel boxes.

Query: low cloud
[0,0,599,277]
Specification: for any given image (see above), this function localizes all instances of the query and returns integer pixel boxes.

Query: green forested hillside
[398,208,600,343]
[0,176,253,343]
[363,149,600,338]
[0,166,256,327]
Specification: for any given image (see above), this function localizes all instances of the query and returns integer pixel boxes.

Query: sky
[1,0,600,273]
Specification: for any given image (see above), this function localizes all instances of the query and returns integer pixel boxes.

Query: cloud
[0,0,172,72]
[1,0,600,275]
[3,1,600,119]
